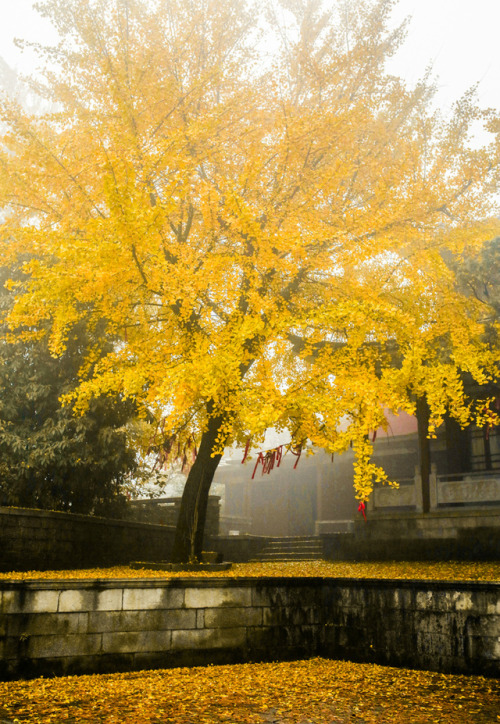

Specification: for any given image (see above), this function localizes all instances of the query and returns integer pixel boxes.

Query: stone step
[252,536,325,562]
[263,549,323,557]
[268,535,321,543]
[266,541,323,551]
[251,554,324,562]
[251,559,324,564]
[264,552,324,557]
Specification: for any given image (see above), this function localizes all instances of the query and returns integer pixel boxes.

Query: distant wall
[127,496,220,537]
[321,529,500,562]
[1,577,498,680]
[353,510,500,540]
[323,510,500,561]
[216,450,342,537]
[0,506,175,572]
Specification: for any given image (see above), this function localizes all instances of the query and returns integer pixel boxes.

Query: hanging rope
[245,441,304,479]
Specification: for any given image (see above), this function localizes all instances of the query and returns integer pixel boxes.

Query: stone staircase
[252,536,324,562]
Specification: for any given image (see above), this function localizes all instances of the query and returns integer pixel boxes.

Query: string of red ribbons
[485,396,500,441]
[358,501,367,521]
[242,441,304,479]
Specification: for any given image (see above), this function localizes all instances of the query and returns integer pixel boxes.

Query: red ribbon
[241,439,251,464]
[358,501,367,521]
[251,445,285,478]
[290,444,302,469]
[252,452,265,479]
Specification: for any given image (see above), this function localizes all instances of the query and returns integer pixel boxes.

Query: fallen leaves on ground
[0,560,499,582]
[0,657,498,723]
[1,563,499,721]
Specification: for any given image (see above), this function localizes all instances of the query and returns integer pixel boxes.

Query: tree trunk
[171,408,224,563]
[416,396,431,514]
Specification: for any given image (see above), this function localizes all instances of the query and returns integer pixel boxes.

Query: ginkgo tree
[1,0,499,562]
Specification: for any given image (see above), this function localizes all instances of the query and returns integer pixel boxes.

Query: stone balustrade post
[414,465,424,513]
[429,463,438,510]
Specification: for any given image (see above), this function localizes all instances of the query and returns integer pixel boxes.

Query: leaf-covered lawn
[0,657,498,723]
[1,560,499,582]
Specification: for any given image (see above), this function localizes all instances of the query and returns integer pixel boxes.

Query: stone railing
[430,471,500,508]
[367,466,500,515]
[367,475,418,512]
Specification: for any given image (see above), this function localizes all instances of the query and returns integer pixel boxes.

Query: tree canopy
[1,0,499,559]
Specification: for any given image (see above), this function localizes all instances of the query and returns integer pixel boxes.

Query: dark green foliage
[0,264,137,516]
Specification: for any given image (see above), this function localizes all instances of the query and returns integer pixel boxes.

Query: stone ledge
[0,505,176,531]
[2,576,499,592]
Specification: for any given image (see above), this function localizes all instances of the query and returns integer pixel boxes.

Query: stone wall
[321,531,500,562]
[354,509,500,540]
[1,577,498,680]
[322,578,500,676]
[0,507,176,572]
[319,510,500,562]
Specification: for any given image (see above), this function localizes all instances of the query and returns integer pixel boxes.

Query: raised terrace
[1,574,499,680]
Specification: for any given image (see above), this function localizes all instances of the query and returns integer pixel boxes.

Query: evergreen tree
[0,264,137,515]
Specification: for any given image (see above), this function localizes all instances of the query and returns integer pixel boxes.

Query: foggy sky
[0,0,499,114]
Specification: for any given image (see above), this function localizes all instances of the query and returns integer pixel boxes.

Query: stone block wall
[354,509,500,540]
[1,577,498,680]
[0,578,324,679]
[0,507,175,572]
[322,578,500,677]
[320,510,500,561]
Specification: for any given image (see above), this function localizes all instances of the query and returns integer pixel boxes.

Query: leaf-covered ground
[1,560,499,581]
[0,657,499,723]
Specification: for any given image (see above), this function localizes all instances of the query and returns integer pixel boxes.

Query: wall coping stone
[0,505,176,533]
[353,509,500,522]
[214,534,271,540]
[1,576,498,592]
